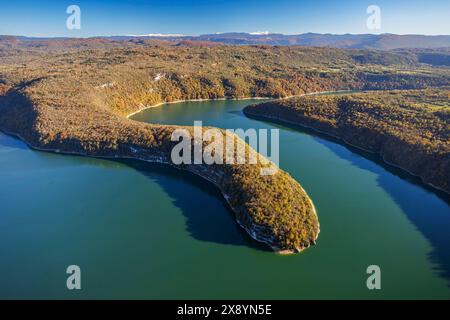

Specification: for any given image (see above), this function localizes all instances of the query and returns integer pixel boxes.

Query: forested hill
[184,33,450,50]
[244,89,450,194]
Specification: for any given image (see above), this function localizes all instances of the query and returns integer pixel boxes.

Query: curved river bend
[1,99,449,299]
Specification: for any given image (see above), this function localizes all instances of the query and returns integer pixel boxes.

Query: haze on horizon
[0,0,449,38]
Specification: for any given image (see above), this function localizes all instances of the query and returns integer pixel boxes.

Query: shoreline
[125,90,355,119]
[126,96,271,118]
[243,110,450,196]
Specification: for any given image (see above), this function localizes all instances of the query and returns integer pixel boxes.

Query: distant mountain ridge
[2,33,450,50]
[177,33,450,49]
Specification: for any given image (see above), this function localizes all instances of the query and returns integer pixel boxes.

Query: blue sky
[0,0,449,37]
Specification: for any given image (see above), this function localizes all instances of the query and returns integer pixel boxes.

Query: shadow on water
[228,110,246,117]
[249,115,450,283]
[117,159,271,252]
[0,132,28,150]
[0,132,270,252]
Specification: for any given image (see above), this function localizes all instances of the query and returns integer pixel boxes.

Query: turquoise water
[1,99,449,299]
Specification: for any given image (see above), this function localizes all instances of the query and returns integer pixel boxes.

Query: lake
[1,99,449,299]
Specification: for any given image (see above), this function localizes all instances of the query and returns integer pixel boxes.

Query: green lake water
[1,99,449,299]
